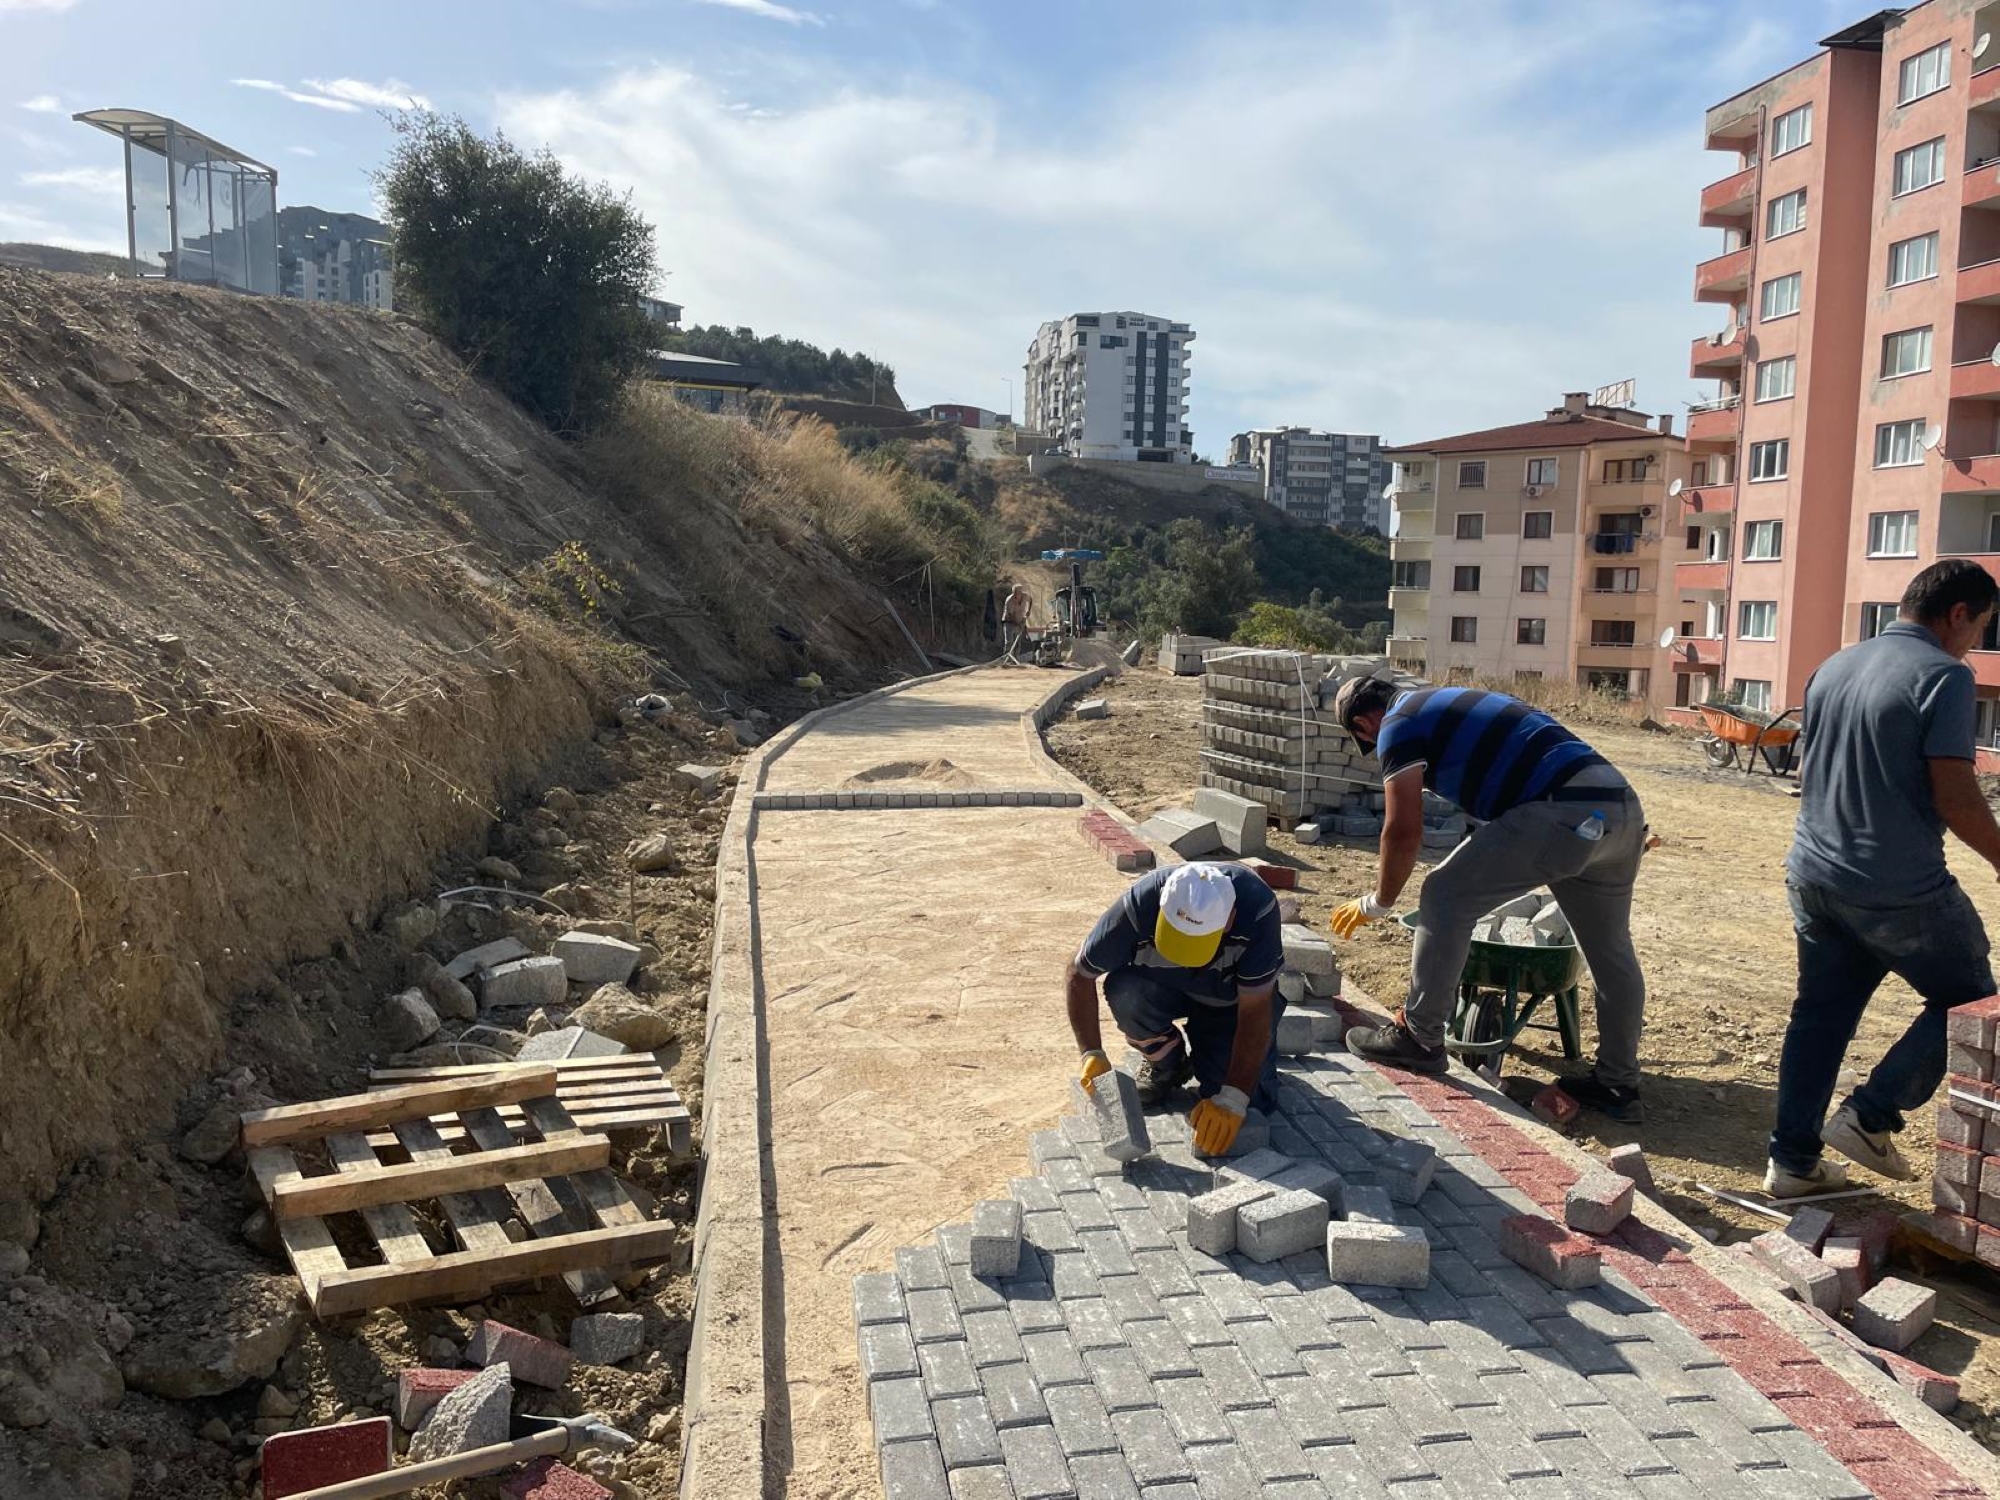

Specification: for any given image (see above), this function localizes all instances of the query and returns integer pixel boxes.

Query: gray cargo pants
[1403,790,1648,1088]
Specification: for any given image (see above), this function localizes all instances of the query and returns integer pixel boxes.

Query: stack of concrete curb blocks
[1933,994,2000,1264]
[1158,632,1223,675]
[1276,923,1343,1055]
[1419,789,1468,852]
[1077,810,1155,874]
[1196,649,1394,823]
[1192,786,1268,856]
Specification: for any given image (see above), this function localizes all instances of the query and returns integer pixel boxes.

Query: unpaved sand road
[1045,665,2000,1451]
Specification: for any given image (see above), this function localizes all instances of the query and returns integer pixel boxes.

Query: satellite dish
[1658,627,1677,650]
[1990,343,2000,367]
[1979,31,1993,59]
[1924,422,1945,451]
[1668,479,1685,497]
[1382,484,1400,501]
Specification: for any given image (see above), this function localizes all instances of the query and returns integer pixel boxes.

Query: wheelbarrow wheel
[1452,993,1505,1058]
[1703,736,1738,769]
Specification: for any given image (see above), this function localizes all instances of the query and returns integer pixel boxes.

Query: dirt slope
[0,267,931,1200]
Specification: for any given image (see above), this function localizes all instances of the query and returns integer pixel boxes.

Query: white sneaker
[1820,1102,1915,1182]
[1763,1157,1849,1199]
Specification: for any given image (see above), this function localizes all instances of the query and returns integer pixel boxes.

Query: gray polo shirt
[1786,620,1978,903]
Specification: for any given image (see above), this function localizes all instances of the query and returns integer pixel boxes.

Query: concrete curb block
[1017,665,1187,870]
[678,661,990,1500]
[748,788,1084,811]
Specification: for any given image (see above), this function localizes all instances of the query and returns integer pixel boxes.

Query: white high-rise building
[1023,312,1194,463]
[1228,428,1393,531]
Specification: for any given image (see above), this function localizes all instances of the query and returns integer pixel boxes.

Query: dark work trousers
[1769,877,1995,1174]
[1102,967,1285,1111]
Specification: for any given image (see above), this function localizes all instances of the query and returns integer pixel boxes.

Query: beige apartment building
[1386,395,1691,700]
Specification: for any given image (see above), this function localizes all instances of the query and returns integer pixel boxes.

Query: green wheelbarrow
[1398,912,1585,1066]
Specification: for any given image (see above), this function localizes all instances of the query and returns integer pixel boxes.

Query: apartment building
[1385,394,1690,699]
[1227,428,1392,531]
[1689,4,2000,755]
[1022,312,1194,463]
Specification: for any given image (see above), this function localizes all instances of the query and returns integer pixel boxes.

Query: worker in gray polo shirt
[1769,559,2000,1197]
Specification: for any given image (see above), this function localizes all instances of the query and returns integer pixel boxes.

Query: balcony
[1962,257,2000,305]
[1966,161,2000,210]
[1690,327,1746,377]
[1695,245,1754,302]
[1944,452,2000,492]
[1586,532,1658,555]
[1389,534,1432,560]
[1669,636,1725,668]
[1954,355,2000,401]
[1686,397,1741,446]
[1699,165,1757,228]
[1676,559,1729,593]
[1975,63,2000,112]
[1680,479,1736,518]
[1388,586,1430,611]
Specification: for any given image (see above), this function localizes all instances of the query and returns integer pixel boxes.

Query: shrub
[377,112,658,437]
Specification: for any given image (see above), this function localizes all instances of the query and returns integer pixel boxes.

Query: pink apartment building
[1692,2,2000,760]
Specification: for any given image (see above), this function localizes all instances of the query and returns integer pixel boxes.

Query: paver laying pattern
[753,667,1133,1496]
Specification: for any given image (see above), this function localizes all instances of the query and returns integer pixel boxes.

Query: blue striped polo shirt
[1374,686,1612,820]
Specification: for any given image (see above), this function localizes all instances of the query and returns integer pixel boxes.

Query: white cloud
[287,146,318,157]
[17,95,62,114]
[688,0,822,25]
[20,166,124,195]
[233,78,360,112]
[0,0,79,12]
[497,4,1802,442]
[302,77,433,111]
[0,199,123,253]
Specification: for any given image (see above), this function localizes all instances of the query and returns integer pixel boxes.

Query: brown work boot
[1134,1047,1194,1106]
[1345,1020,1449,1075]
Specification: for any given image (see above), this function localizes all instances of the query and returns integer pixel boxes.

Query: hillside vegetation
[663,323,902,406]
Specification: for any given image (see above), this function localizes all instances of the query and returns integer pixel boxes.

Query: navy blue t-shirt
[1075,863,1282,1005]
[1376,686,1612,820]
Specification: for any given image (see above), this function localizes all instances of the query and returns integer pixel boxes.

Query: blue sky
[4,0,1865,445]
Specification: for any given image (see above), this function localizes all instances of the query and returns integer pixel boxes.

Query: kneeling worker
[1329,679,1649,1121]
[1068,862,1284,1156]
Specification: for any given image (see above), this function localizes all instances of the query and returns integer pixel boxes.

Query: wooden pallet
[364,1051,691,1157]
[241,1069,675,1318]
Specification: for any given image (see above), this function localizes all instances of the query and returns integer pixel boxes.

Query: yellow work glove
[1190,1086,1250,1155]
[1329,894,1390,940]
[1078,1049,1112,1097]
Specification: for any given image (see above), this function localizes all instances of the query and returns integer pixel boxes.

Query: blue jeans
[1102,968,1285,1111]
[1769,877,1994,1174]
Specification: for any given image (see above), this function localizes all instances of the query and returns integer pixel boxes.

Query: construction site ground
[1043,663,2000,1457]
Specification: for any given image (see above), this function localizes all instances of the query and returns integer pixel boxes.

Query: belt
[1544,783,1635,804]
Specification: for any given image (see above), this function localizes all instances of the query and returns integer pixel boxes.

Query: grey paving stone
[1532,1313,1630,1377]
[1010,1283,1066,1334]
[1226,1404,1317,1483]
[1045,1383,1119,1458]
[1200,1273,1269,1325]
[1063,1191,1117,1232]
[1112,1407,1197,1486]
[1025,1210,1082,1257]
[964,1308,1028,1368]
[1079,1228,1138,1278]
[936,1394,1005,1469]
[1368,1293,1450,1352]
[1083,1345,1158,1414]
[1235,1316,1307,1380]
[948,1464,1018,1500]
[1043,1158,1092,1193]
[1013,1176,1061,1214]
[1051,1251,1100,1299]
[1066,1452,1142,1500]
[939,1221,974,1266]
[1099,1273,1164,1324]
[1263,1294,1339,1352]
[1115,1208,1174,1253]
[861,1320,922,1381]
[855,1272,907,1327]
[1428,1316,1524,1378]
[1162,1293,1233,1349]
[872,1375,937,1443]
[922,1339,983,1400]
[1474,1368,1585,1440]
[1571,1399,1679,1477]
[1132,1248,1201,1300]
[1307,1437,1403,1493]
[880,1437,949,1498]
[1122,1315,1200,1381]
[1063,1297,1122,1353]
[1328,1402,1436,1483]
[1445,1295,1546,1353]
[1192,1344,1274,1411]
[1587,1372,1695,1442]
[899,1245,950,1290]
[1323,1316,1415,1376]
[998,1423,1075,1500]
[910,1287,967,1344]
[1155,1376,1233,1444]
[953,1263,1010,1314]
[1407,1346,1503,1410]
[981,1359,1050,1430]
[1530,1433,1648,1497]
[1456,1404,1564,1481]
[1021,1329,1090,1389]
[1264,1372,1350,1449]
[1185,1441,1261,1495]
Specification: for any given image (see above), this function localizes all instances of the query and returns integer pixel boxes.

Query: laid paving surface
[856,1047,1967,1498]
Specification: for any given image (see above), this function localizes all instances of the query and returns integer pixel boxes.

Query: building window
[1736,678,1774,713]
[1977,698,2000,750]
[1754,356,1797,403]
[1899,39,1950,104]
[1455,513,1484,540]
[1523,511,1553,539]
[1520,565,1549,593]
[1594,567,1639,592]
[1881,327,1934,378]
[1391,560,1430,589]
[1874,417,1927,468]
[1770,103,1812,157]
[1766,188,1807,240]
[1458,460,1487,489]
[1743,519,1783,560]
[1891,137,1947,195]
[1590,621,1637,647]
[1760,272,1802,321]
[1738,601,1778,640]
[1860,602,1897,640]
[1450,616,1478,644]
[1526,457,1559,487]
[1453,565,1482,592]
[1748,439,1790,481]
[1888,231,1940,287]
[1867,509,1919,557]
[1685,524,1702,550]
[1517,618,1546,646]
[1602,457,1656,482]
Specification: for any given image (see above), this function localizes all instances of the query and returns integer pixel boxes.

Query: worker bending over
[1067,862,1285,1157]
[1330,679,1648,1121]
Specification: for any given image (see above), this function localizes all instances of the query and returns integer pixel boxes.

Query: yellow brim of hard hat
[1154,911,1224,969]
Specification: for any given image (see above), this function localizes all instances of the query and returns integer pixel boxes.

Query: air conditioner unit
[1523,485,1542,498]
[1641,505,1656,517]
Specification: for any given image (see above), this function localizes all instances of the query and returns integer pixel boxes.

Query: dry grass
[1464,671,1659,728]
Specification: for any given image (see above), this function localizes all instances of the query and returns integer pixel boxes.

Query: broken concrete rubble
[410,1361,513,1461]
[377,989,442,1053]
[412,953,478,1021]
[626,832,677,873]
[569,1312,645,1366]
[516,1026,628,1062]
[445,937,532,981]
[481,955,570,1010]
[553,930,643,986]
[571,985,674,1050]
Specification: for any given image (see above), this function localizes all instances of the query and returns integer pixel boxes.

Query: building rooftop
[1387,411,1672,456]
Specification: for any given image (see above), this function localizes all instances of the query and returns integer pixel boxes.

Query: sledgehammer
[283,1411,636,1499]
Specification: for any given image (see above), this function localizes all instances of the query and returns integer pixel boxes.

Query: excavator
[1039,548,1104,664]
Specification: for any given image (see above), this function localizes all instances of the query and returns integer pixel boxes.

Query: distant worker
[1329,679,1648,1122]
[1767,560,2000,1197]
[1068,863,1285,1156]
[1000,582,1035,666]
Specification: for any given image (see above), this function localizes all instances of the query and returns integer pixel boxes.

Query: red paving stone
[260,1417,393,1500]
[1377,1066,1989,1500]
